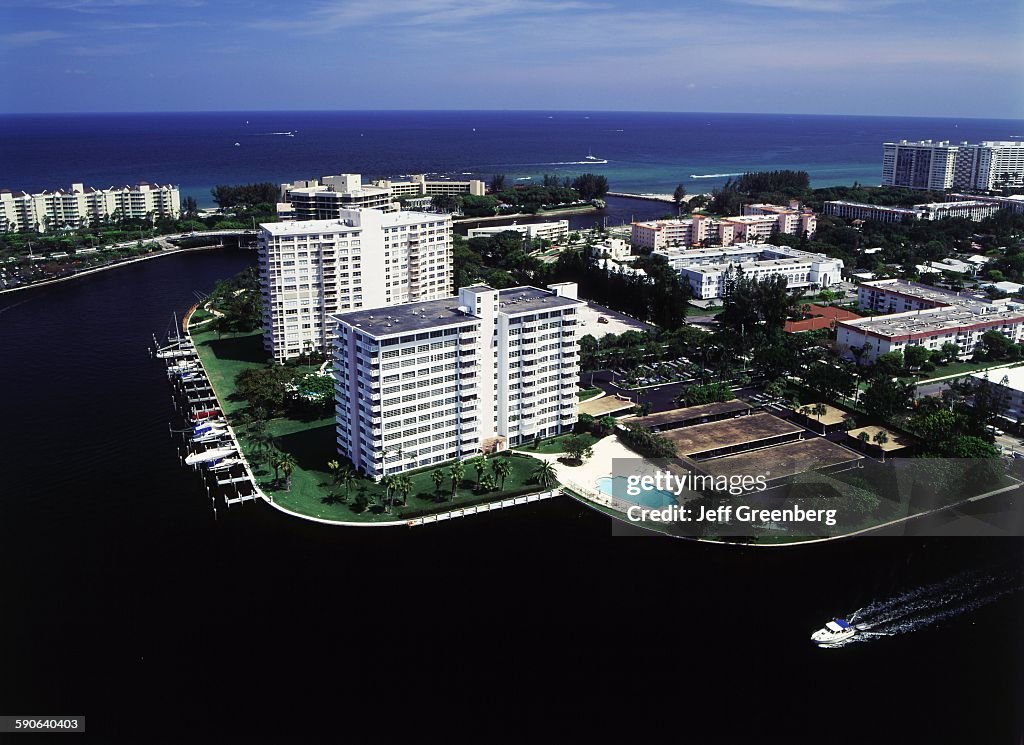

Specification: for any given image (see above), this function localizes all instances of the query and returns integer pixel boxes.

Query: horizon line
[1,108,1023,122]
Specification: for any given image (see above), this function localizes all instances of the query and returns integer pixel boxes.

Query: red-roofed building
[784,304,861,333]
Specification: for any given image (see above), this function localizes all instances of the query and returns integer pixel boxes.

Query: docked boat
[184,446,236,466]
[811,618,856,644]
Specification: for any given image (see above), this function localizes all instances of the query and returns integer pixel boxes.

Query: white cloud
[0,30,68,47]
[249,0,603,33]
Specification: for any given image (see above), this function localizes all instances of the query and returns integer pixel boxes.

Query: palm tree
[474,458,487,488]
[534,460,557,488]
[857,431,871,451]
[327,459,341,484]
[432,469,445,496]
[397,474,413,506]
[811,402,828,434]
[340,465,356,501]
[492,459,512,491]
[873,431,890,462]
[448,461,465,501]
[381,474,397,512]
[277,451,297,491]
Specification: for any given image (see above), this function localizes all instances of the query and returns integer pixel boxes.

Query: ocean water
[2,110,1023,206]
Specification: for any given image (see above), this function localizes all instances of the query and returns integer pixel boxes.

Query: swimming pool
[596,476,678,508]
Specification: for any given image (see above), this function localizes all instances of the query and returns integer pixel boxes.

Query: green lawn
[514,432,601,455]
[192,328,553,522]
[578,386,603,402]
[685,303,721,316]
[906,359,1015,383]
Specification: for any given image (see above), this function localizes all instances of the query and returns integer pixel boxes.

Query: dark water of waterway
[454,195,675,235]
[1,250,1022,744]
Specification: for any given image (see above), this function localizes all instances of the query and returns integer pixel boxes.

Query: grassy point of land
[191,327,554,523]
[577,386,603,402]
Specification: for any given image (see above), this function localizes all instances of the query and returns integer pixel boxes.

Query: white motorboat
[811,618,856,644]
[192,425,230,442]
[185,446,236,466]
[207,457,243,471]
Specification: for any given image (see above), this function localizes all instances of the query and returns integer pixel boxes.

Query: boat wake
[690,172,743,179]
[819,571,1021,649]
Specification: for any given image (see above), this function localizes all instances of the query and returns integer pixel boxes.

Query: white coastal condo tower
[332,283,583,477]
[258,209,454,362]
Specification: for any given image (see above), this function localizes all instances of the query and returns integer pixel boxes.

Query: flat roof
[699,438,862,481]
[791,402,849,426]
[687,258,811,273]
[579,396,635,417]
[497,286,582,315]
[846,425,912,451]
[840,304,1024,338]
[661,413,803,457]
[633,400,752,428]
[858,279,988,307]
[331,285,579,337]
[259,210,447,235]
[825,200,918,213]
[973,364,1024,393]
[332,297,474,337]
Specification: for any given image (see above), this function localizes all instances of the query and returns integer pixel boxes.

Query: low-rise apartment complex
[654,243,843,300]
[467,220,569,243]
[836,279,1024,362]
[0,182,180,232]
[631,204,815,250]
[277,173,486,220]
[332,283,582,477]
[258,210,453,362]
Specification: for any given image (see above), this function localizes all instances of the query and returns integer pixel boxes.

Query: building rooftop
[259,210,448,236]
[632,400,752,429]
[497,286,582,315]
[331,285,581,337]
[973,365,1024,393]
[858,278,990,307]
[332,296,474,337]
[825,200,919,213]
[840,304,1024,338]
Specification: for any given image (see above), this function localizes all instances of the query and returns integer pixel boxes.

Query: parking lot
[615,358,694,388]
[576,302,652,340]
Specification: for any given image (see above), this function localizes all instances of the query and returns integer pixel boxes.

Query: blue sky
[2,0,1022,117]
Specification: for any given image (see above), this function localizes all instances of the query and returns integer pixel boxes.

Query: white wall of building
[258,210,453,362]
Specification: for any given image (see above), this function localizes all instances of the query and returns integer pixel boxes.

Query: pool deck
[531,435,666,511]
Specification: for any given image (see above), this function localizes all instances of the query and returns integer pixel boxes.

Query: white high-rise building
[332,283,582,477]
[0,182,180,233]
[258,210,453,362]
[882,140,1024,191]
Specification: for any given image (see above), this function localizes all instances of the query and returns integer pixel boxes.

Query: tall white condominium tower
[882,140,1024,191]
[258,209,453,362]
[332,283,582,477]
